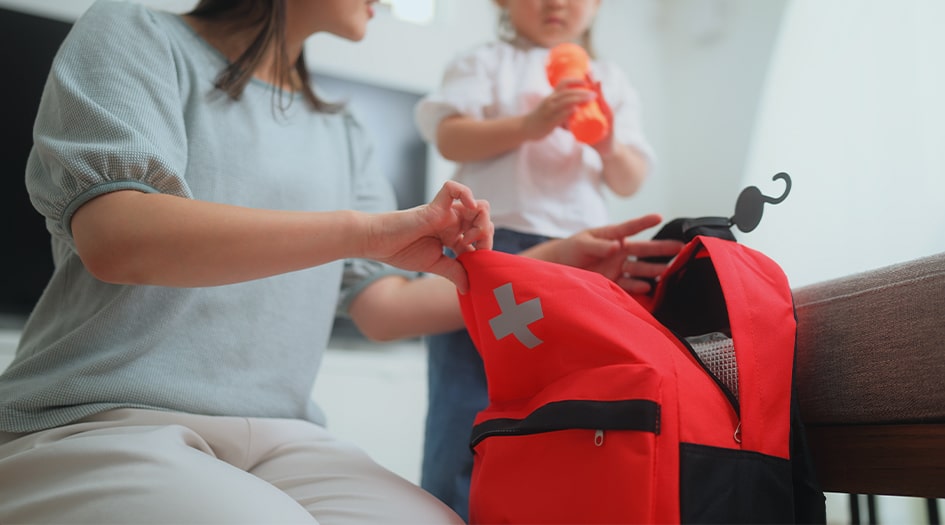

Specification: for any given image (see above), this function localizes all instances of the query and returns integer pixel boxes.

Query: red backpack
[457,232,825,524]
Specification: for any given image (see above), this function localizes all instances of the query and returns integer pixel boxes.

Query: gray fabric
[488,283,544,349]
[0,1,398,432]
[793,251,945,425]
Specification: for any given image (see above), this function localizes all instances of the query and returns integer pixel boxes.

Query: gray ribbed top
[0,0,399,432]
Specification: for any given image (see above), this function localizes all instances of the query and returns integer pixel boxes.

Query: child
[0,1,677,522]
[414,0,656,519]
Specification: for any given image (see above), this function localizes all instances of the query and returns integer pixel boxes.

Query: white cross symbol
[488,283,544,349]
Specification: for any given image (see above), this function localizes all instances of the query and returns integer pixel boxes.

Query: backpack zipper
[676,333,742,444]
[470,399,660,448]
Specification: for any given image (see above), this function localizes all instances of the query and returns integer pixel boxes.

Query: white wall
[740,6,945,516]
[655,0,788,220]
[305,2,497,94]
[740,0,945,287]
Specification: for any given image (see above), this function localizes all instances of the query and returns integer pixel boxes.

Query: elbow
[610,185,634,198]
[434,116,474,162]
[434,135,466,163]
[73,223,126,283]
[610,157,650,197]
[346,280,412,342]
[77,250,113,282]
[71,191,147,284]
[351,319,404,343]
[75,239,139,284]
[436,145,463,163]
[612,179,642,198]
[608,174,644,198]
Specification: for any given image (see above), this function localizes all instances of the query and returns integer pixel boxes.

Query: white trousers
[0,408,464,524]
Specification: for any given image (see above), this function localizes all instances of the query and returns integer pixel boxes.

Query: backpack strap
[652,235,796,459]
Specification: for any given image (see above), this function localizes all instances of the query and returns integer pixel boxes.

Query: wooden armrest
[793,252,945,498]
[805,424,945,498]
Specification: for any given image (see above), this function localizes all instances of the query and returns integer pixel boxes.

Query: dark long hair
[187,0,341,113]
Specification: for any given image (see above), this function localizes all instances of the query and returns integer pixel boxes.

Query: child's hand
[365,181,493,294]
[547,214,683,295]
[586,74,617,155]
[523,78,596,141]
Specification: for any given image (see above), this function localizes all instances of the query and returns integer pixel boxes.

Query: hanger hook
[762,172,792,205]
[731,172,792,233]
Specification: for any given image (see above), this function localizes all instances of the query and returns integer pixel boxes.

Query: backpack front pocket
[469,363,662,525]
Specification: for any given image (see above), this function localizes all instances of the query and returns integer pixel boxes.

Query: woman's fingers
[431,256,469,295]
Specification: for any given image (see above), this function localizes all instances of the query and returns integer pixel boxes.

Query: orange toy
[545,42,610,144]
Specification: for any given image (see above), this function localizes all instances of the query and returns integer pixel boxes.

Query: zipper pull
[594,430,604,447]
[734,421,742,444]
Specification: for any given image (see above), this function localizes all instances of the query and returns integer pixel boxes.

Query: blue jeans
[421,228,551,521]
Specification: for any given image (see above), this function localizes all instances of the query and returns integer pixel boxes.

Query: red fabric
[654,236,795,458]
[701,237,795,459]
[458,251,684,524]
[457,237,795,524]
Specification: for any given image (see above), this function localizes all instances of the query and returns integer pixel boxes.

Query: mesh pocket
[686,332,738,399]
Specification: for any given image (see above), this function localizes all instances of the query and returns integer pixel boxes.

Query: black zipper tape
[470,399,660,448]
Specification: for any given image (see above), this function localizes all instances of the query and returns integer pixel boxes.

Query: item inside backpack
[651,255,729,338]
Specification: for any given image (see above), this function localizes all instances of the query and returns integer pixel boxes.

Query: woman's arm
[72,181,492,292]
[73,190,364,287]
[348,274,462,341]
[349,213,684,341]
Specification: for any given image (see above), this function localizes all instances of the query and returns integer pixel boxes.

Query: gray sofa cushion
[793,251,945,426]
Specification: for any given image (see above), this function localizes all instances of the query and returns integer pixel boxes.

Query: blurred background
[1,1,942,522]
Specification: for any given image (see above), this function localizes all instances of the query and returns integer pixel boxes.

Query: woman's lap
[0,408,461,525]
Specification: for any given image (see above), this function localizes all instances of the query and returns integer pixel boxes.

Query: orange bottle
[545,42,610,144]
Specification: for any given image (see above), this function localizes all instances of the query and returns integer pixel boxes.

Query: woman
[0,1,679,523]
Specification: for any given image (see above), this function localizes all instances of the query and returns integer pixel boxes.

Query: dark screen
[0,8,70,326]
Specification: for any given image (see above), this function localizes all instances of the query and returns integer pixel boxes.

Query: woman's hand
[363,181,493,293]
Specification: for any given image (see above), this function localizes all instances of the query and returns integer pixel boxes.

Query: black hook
[730,172,792,233]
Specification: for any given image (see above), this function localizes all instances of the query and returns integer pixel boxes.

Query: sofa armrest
[792,252,945,497]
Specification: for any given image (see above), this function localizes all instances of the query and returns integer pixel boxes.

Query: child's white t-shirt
[416,40,655,238]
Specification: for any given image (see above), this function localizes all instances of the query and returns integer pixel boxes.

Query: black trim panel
[471,399,660,447]
[680,443,794,524]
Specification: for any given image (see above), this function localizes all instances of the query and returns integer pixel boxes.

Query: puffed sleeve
[599,61,657,170]
[25,1,191,243]
[414,45,496,144]
[336,110,416,318]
